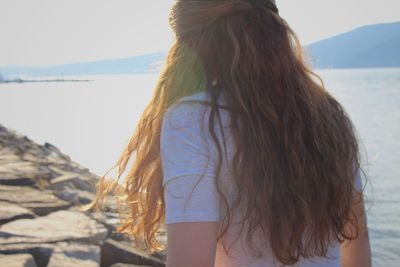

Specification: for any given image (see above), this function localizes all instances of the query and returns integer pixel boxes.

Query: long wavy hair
[87,0,365,265]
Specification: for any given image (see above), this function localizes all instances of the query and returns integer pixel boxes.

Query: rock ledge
[0,124,166,267]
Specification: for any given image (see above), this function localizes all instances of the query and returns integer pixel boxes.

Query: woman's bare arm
[166,221,219,267]
[340,193,372,267]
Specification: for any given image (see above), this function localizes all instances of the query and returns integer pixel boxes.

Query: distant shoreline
[0,78,91,84]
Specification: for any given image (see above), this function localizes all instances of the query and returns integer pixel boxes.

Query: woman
[90,0,372,266]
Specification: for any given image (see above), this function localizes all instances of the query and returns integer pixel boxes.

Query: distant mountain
[0,52,166,79]
[306,21,400,69]
[1,21,399,79]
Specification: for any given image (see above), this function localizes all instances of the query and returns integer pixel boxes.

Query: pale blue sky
[0,0,399,67]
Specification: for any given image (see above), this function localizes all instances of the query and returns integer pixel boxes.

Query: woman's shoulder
[179,91,212,102]
[164,91,230,129]
[174,90,228,108]
[163,91,210,125]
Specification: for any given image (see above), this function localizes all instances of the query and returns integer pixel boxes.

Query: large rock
[47,242,100,267]
[0,253,37,267]
[110,264,152,267]
[0,201,34,225]
[0,125,70,167]
[49,173,95,193]
[0,243,53,267]
[0,210,109,245]
[0,158,44,186]
[48,166,97,192]
[100,239,165,267]
[89,212,123,233]
[0,242,100,267]
[55,188,95,205]
[0,125,98,187]
[0,185,71,215]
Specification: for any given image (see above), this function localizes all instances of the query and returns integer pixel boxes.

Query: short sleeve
[160,101,220,224]
[353,166,364,192]
[354,166,363,192]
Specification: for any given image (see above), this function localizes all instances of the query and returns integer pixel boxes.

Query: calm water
[1,68,399,266]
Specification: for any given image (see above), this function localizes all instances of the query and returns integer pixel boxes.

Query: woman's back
[161,91,362,266]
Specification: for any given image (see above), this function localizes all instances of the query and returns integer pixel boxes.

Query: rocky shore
[0,124,166,267]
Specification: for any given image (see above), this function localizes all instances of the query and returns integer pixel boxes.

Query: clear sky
[1,0,399,67]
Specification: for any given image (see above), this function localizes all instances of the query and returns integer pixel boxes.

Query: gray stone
[48,166,97,192]
[47,242,100,267]
[0,175,35,186]
[90,212,121,232]
[49,172,96,193]
[0,201,34,224]
[0,253,37,267]
[0,243,53,267]
[0,125,69,167]
[101,239,165,267]
[0,242,99,267]
[110,264,152,267]
[0,153,19,164]
[0,161,40,185]
[55,188,95,205]
[0,185,71,215]
[0,210,109,245]
[0,146,54,186]
[49,173,78,189]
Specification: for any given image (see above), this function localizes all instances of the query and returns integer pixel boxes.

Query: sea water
[1,68,399,266]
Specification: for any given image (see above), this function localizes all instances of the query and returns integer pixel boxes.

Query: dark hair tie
[247,0,278,13]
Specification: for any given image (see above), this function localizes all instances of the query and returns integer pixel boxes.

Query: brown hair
[86,0,365,265]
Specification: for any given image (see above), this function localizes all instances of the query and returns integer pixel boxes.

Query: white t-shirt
[160,91,363,267]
